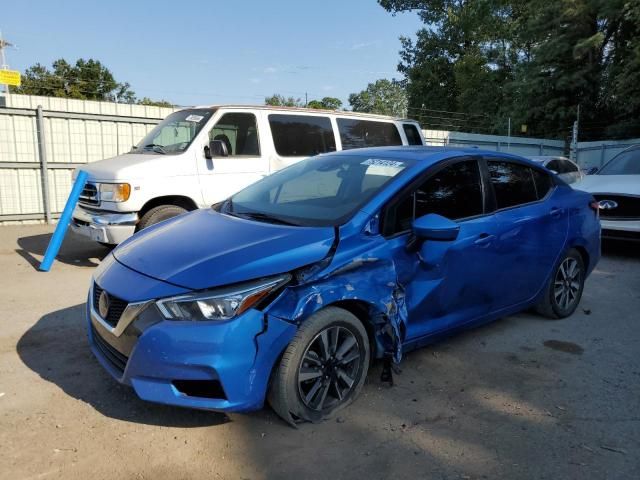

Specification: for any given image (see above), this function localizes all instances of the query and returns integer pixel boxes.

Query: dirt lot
[0,225,638,480]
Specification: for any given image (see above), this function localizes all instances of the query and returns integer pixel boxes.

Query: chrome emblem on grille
[598,200,618,210]
[98,290,110,319]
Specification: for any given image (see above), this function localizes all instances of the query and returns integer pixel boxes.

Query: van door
[197,110,269,205]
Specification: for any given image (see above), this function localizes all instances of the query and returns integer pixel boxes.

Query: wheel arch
[138,195,199,219]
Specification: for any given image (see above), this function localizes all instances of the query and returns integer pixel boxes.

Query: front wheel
[268,307,370,425]
[536,249,585,319]
[136,205,187,231]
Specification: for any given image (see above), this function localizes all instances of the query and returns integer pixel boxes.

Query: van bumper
[71,205,137,244]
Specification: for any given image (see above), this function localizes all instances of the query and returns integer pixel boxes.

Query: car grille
[91,324,128,374]
[593,194,640,220]
[79,182,99,206]
[93,283,128,328]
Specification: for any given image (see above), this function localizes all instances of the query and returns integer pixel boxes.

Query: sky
[1,0,422,107]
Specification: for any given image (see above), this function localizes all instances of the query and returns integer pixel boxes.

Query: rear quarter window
[337,118,402,150]
[403,123,423,145]
[268,114,336,157]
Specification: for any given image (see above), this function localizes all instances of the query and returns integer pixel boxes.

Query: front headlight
[156,274,291,321]
[99,183,131,202]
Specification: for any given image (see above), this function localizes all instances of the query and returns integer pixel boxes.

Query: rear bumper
[87,299,297,412]
[71,205,137,244]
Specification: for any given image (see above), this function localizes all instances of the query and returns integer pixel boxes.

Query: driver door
[382,157,502,343]
[197,110,269,205]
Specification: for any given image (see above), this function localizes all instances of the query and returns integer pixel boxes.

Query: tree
[265,94,303,107]
[348,79,408,117]
[14,58,171,106]
[307,97,343,110]
[138,97,173,108]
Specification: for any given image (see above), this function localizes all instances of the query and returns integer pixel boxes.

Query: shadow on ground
[16,231,110,270]
[16,303,227,428]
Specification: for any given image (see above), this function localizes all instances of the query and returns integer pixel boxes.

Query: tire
[98,241,116,249]
[268,306,370,425]
[136,205,187,231]
[536,248,585,319]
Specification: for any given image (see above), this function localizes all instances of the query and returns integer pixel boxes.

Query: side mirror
[412,213,460,241]
[586,167,598,175]
[204,139,229,159]
[549,169,559,175]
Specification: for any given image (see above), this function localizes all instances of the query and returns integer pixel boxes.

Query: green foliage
[14,58,170,106]
[348,79,408,117]
[265,94,303,107]
[138,97,173,108]
[307,97,343,110]
[379,0,640,139]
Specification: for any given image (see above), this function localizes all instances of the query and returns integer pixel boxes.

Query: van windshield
[598,147,640,175]
[131,109,215,155]
[225,154,413,226]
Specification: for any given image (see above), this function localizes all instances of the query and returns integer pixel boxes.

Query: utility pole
[0,29,16,94]
[571,104,580,161]
[305,92,308,107]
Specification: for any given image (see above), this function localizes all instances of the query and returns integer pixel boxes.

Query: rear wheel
[136,205,187,231]
[536,249,585,319]
[268,307,370,425]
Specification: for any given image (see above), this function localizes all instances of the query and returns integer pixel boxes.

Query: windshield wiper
[234,211,300,226]
[142,143,167,154]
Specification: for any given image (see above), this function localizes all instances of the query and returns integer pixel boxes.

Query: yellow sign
[0,70,21,87]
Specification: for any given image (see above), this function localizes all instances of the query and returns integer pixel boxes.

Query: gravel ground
[0,225,638,480]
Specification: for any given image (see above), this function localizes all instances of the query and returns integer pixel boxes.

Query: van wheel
[137,205,187,231]
[536,248,585,319]
[268,307,370,425]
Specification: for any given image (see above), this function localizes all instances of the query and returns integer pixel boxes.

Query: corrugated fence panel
[0,114,16,161]
[13,116,38,163]
[17,169,44,214]
[0,169,22,214]
[48,169,74,213]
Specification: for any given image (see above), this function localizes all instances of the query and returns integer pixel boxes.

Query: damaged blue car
[88,146,600,424]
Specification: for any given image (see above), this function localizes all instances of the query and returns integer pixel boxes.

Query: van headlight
[156,274,291,321]
[99,183,131,202]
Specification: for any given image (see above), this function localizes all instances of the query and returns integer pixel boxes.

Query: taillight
[589,200,600,217]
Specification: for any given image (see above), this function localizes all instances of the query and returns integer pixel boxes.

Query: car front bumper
[71,205,138,244]
[601,219,640,241]
[86,291,297,413]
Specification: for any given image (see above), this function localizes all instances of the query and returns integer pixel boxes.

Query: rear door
[486,158,569,307]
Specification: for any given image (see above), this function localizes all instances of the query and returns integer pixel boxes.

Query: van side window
[403,123,423,145]
[268,114,336,157]
[337,119,402,150]
[209,113,260,156]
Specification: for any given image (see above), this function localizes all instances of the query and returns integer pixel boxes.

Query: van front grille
[79,183,100,206]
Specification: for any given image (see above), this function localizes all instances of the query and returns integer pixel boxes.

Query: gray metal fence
[0,94,175,223]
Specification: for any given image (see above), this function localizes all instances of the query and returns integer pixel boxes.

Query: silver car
[529,156,584,185]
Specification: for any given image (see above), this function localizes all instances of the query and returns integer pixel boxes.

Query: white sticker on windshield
[185,114,204,123]
[361,158,404,168]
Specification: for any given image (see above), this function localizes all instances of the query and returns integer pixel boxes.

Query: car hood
[577,175,640,196]
[112,208,336,291]
[74,152,189,182]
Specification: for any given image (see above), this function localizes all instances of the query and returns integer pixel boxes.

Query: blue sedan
[87,147,601,424]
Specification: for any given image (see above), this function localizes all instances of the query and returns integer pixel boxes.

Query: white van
[71,105,425,245]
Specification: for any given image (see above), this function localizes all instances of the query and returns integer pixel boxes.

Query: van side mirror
[586,166,598,175]
[204,139,229,159]
[412,213,459,241]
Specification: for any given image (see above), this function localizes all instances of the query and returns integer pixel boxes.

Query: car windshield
[226,154,414,226]
[598,148,640,175]
[131,108,215,155]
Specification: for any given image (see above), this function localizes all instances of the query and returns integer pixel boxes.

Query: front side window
[488,161,538,209]
[209,112,260,156]
[133,108,215,155]
[268,114,336,157]
[337,119,402,150]
[403,123,423,145]
[385,160,483,234]
[229,155,412,226]
[598,148,640,175]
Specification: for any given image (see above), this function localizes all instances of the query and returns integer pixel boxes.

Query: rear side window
[269,114,336,157]
[337,119,402,150]
[403,123,423,145]
[488,161,538,209]
[531,168,554,199]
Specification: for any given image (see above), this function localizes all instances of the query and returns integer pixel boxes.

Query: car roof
[331,145,539,168]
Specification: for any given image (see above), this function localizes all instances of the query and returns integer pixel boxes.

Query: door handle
[549,207,563,218]
[474,233,495,247]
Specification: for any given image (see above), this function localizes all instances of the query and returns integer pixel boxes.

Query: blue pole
[39,170,89,272]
